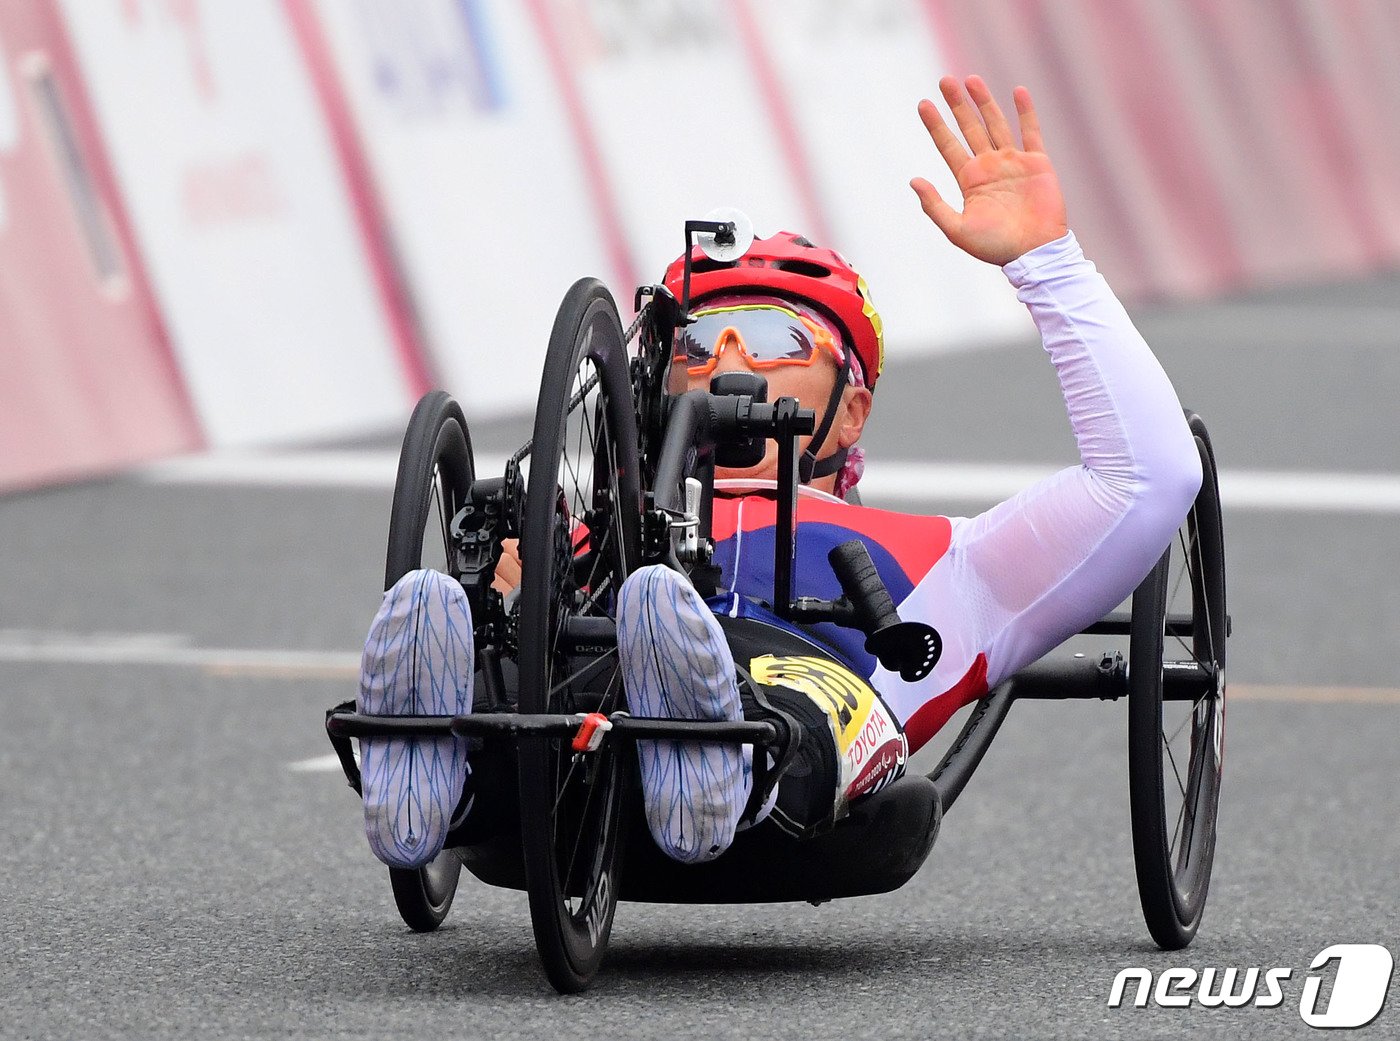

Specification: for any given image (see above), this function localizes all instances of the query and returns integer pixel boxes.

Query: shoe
[358,569,474,869]
[616,564,750,864]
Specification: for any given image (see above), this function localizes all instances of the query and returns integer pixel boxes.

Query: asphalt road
[2,273,1398,1039]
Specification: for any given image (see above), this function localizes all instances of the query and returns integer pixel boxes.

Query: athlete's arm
[897,76,1200,694]
[943,234,1201,688]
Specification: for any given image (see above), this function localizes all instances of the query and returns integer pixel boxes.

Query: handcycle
[325,217,1229,994]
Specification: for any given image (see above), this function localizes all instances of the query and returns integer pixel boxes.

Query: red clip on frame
[570,712,613,753]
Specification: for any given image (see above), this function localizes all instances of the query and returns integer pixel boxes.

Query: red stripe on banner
[1181,0,1352,274]
[727,0,832,246]
[903,654,988,754]
[1086,0,1244,292]
[39,1,204,449]
[924,0,1156,297]
[281,0,434,395]
[915,0,971,76]
[522,0,637,300]
[1272,1,1388,265]
[1327,0,1400,258]
[1005,0,1153,297]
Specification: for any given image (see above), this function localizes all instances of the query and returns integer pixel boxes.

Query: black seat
[459,771,941,904]
[618,772,941,904]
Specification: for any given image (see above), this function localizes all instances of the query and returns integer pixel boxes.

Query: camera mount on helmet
[679,207,753,315]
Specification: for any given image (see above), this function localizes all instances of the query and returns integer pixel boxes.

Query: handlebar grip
[828,539,900,633]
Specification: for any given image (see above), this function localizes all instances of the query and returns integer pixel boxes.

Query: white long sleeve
[879,231,1202,722]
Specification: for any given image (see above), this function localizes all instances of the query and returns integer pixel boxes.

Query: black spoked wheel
[1128,411,1227,950]
[517,279,643,993]
[382,389,474,932]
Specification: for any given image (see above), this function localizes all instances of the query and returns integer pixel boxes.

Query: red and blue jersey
[708,489,950,677]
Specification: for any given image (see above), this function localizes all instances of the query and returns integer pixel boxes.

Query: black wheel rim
[1155,508,1225,911]
[388,850,462,931]
[385,391,475,589]
[1129,418,1227,948]
[418,851,462,905]
[382,391,475,931]
[519,283,641,992]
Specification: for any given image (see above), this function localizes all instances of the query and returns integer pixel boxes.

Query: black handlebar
[827,540,943,683]
[652,390,814,514]
[707,393,815,439]
[828,540,901,634]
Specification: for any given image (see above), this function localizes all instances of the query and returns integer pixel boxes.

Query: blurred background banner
[2,0,1398,490]
[57,0,420,450]
[305,0,621,415]
[0,0,200,490]
[934,0,1400,299]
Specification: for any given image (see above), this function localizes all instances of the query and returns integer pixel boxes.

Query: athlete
[355,76,1203,871]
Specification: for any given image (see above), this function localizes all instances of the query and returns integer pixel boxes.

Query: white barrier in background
[744,0,1032,350]
[311,0,1030,415]
[58,0,414,447]
[561,2,814,290]
[311,0,617,416]
[31,0,1394,480]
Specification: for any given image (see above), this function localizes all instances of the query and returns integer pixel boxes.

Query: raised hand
[910,76,1068,266]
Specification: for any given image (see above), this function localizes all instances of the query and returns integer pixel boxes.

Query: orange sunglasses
[673,302,847,378]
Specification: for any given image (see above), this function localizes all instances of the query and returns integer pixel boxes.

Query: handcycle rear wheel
[517,279,644,992]
[1128,411,1227,949]
[381,389,474,932]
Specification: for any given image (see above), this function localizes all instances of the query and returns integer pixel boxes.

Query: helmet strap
[807,444,849,480]
[799,350,851,484]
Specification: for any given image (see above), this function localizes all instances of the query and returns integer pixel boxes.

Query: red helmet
[662,230,885,389]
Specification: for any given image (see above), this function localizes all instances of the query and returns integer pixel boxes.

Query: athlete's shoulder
[712,483,954,582]
[802,499,954,579]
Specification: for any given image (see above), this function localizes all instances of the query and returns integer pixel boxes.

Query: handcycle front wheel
[382,389,475,932]
[517,278,644,992]
[1128,410,1227,950]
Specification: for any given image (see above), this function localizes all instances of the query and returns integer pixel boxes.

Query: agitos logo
[1109,944,1394,1029]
